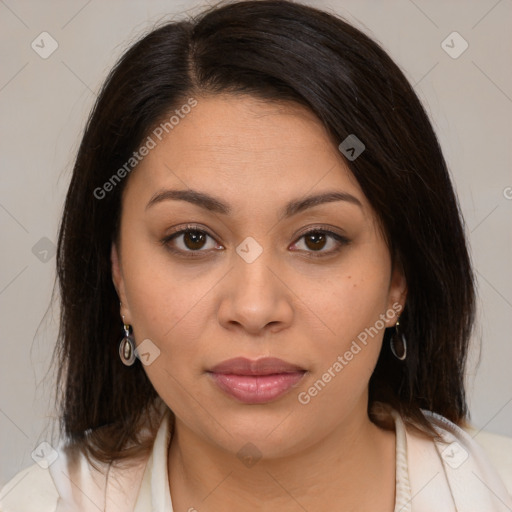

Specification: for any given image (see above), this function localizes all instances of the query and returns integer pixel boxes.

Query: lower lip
[208,372,306,404]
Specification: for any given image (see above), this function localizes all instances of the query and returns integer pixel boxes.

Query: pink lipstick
[207,357,306,404]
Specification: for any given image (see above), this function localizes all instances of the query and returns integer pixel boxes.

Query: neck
[167,404,396,511]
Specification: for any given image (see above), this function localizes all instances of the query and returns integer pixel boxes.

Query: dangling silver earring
[119,323,136,366]
[390,318,407,361]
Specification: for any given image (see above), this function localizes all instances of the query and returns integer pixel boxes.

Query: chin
[204,412,313,460]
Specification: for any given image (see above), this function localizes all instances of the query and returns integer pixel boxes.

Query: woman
[1,1,511,510]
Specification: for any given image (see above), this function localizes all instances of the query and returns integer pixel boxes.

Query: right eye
[161,225,223,258]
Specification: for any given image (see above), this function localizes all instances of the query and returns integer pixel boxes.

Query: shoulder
[0,463,58,512]
[423,411,512,492]
[405,409,512,510]
[0,443,148,512]
[463,424,512,495]
[1,402,167,511]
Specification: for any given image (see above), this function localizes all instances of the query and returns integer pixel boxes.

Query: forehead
[124,94,367,213]
[156,95,339,164]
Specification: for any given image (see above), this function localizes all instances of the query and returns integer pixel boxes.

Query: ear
[386,261,407,327]
[111,242,132,324]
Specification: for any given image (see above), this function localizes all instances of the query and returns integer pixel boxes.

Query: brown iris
[304,232,327,251]
[183,230,207,250]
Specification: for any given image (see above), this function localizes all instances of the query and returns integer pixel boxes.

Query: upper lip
[209,357,305,376]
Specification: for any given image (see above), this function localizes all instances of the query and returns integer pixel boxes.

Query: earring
[119,323,136,366]
[390,318,407,361]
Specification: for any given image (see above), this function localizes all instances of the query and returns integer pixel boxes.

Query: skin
[112,94,407,511]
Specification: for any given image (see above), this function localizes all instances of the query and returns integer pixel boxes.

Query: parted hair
[54,0,476,467]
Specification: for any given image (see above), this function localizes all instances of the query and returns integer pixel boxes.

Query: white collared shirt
[1,406,511,511]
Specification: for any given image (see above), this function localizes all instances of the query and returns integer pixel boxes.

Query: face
[112,94,406,459]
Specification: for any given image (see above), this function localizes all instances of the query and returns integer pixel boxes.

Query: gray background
[1,0,511,487]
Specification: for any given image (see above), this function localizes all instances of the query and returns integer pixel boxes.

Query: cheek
[126,271,211,346]
[299,267,390,416]
[317,258,391,344]
[301,249,392,409]
[119,237,211,355]
[121,258,213,408]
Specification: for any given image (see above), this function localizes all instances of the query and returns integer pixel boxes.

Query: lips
[207,357,307,404]
[209,357,305,376]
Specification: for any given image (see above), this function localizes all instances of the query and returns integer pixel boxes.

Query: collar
[133,407,174,511]
[129,406,512,511]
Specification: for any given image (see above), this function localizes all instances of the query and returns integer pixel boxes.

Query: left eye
[291,229,349,256]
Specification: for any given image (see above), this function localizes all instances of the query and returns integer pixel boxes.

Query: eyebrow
[145,188,363,219]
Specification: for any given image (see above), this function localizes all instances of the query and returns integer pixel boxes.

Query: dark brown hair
[53,0,476,466]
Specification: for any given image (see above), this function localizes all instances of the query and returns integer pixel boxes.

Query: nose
[217,242,294,335]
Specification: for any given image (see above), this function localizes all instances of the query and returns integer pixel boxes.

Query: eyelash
[161,224,350,259]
